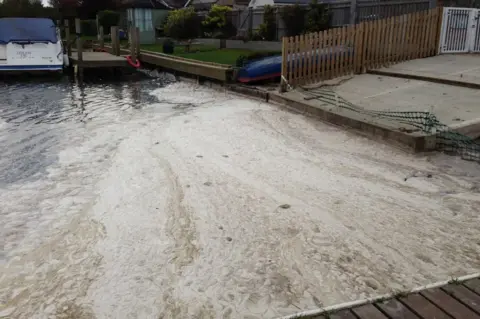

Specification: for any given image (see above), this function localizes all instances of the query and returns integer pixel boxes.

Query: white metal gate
[439,7,480,53]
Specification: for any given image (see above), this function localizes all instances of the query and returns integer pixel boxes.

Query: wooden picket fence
[280,7,443,90]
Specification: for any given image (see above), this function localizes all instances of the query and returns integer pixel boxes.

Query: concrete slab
[330,74,480,128]
[372,55,480,87]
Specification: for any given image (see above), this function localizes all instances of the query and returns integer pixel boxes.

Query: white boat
[0,18,66,72]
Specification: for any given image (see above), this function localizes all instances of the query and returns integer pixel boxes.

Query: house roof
[123,0,189,9]
[273,0,335,4]
[189,0,234,10]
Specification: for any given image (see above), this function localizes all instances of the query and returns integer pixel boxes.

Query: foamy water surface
[1,76,479,319]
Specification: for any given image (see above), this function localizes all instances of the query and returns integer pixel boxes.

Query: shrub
[202,5,236,38]
[164,8,200,41]
[97,10,120,32]
[305,0,331,33]
[280,4,306,37]
[81,19,97,37]
[257,5,276,41]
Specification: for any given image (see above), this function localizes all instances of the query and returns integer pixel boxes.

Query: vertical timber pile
[129,26,140,64]
[75,18,83,78]
[111,26,120,56]
[135,27,140,62]
[65,20,71,57]
[99,26,105,50]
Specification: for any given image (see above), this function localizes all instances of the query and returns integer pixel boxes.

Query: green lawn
[140,44,272,66]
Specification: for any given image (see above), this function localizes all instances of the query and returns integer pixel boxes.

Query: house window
[133,8,153,32]
[145,9,153,31]
[127,8,133,26]
[135,9,145,31]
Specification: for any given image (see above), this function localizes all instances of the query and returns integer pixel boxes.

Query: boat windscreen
[0,18,57,44]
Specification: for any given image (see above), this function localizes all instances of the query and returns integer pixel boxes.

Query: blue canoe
[237,46,354,83]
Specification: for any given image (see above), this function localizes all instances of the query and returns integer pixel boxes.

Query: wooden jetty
[64,19,140,77]
[284,275,480,319]
[69,52,129,68]
[63,17,233,82]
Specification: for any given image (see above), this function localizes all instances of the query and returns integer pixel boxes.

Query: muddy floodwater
[1,76,479,319]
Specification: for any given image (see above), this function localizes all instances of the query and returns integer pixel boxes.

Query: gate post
[280,36,288,92]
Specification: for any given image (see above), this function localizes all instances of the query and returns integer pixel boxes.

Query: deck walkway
[69,52,129,69]
[289,277,480,319]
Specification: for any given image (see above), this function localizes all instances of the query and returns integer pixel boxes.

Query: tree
[97,10,120,30]
[305,0,331,33]
[164,7,200,51]
[202,5,235,38]
[257,5,276,41]
[78,0,119,19]
[280,4,306,37]
[49,0,119,19]
[48,0,79,18]
[0,0,57,18]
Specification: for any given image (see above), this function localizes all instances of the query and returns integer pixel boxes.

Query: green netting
[302,87,480,162]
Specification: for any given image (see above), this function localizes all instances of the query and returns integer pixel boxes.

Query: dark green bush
[202,5,236,39]
[305,0,331,33]
[98,10,120,32]
[280,4,306,37]
[164,8,200,41]
[279,0,331,37]
[81,19,97,37]
[257,5,276,41]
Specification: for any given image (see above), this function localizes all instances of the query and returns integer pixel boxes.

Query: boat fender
[126,55,141,68]
[63,54,69,67]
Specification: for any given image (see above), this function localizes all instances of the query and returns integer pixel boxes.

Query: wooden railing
[280,7,443,90]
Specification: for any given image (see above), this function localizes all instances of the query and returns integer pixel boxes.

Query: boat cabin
[0,18,64,72]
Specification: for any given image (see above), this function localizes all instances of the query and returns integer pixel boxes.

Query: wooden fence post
[65,20,71,57]
[435,7,444,55]
[362,21,370,73]
[280,36,287,92]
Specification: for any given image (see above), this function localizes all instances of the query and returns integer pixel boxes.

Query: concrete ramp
[368,54,480,89]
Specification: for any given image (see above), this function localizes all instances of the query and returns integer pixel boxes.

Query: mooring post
[129,26,136,63]
[65,20,71,57]
[99,26,104,49]
[135,27,140,61]
[110,26,116,55]
[111,26,120,56]
[75,18,83,78]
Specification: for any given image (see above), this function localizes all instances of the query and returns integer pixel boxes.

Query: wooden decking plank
[442,284,480,314]
[329,309,357,319]
[399,293,451,319]
[464,279,480,295]
[420,288,480,318]
[376,298,420,318]
[351,303,389,319]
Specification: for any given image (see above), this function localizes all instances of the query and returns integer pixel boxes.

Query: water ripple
[0,76,171,186]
